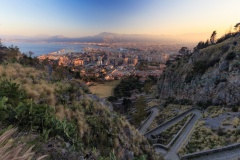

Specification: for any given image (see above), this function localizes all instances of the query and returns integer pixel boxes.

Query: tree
[234,22,240,32]
[194,41,205,51]
[28,51,34,57]
[122,98,132,112]
[133,96,147,126]
[204,39,209,47]
[210,31,217,44]
[143,82,152,94]
[178,47,189,54]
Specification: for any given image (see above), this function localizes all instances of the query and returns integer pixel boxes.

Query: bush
[196,100,212,110]
[214,78,227,86]
[192,60,207,74]
[0,79,27,106]
[165,97,175,104]
[185,58,221,83]
[225,52,236,61]
[185,72,194,83]
[113,76,142,98]
[231,106,239,112]
[0,80,80,148]
[232,61,240,70]
[207,58,220,67]
[221,45,230,53]
[107,96,117,102]
[174,99,192,105]
[217,127,225,136]
[216,33,234,44]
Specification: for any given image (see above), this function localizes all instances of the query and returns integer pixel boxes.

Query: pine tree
[204,39,209,47]
[210,31,217,44]
[0,39,2,47]
[234,22,240,32]
[133,96,147,126]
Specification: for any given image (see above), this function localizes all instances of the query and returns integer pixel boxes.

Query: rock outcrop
[157,33,240,106]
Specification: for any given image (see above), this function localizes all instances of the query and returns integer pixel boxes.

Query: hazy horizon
[1,0,240,42]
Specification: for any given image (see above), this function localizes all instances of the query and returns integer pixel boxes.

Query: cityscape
[37,42,187,82]
[0,0,240,160]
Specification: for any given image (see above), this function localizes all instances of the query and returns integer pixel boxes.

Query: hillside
[157,32,240,107]
[0,44,162,159]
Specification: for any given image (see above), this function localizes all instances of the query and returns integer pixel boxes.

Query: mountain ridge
[1,32,186,43]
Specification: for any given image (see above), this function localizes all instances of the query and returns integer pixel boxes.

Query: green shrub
[225,52,236,61]
[193,60,208,74]
[107,96,117,102]
[174,99,192,105]
[232,61,240,69]
[185,72,194,83]
[207,58,220,67]
[0,79,27,106]
[113,76,143,98]
[196,100,212,110]
[231,106,239,112]
[185,58,220,83]
[214,78,227,85]
[0,79,80,149]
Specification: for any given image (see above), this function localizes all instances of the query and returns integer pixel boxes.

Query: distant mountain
[86,32,177,43]
[2,32,181,43]
[43,32,177,43]
[33,34,50,39]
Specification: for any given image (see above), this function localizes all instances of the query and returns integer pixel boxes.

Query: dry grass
[0,63,57,106]
[0,128,47,160]
[0,63,162,159]
[178,121,226,155]
[88,80,120,98]
[180,108,240,155]
[203,106,226,118]
[148,104,191,131]
[147,99,160,108]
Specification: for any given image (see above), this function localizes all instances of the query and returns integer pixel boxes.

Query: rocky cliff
[157,33,240,106]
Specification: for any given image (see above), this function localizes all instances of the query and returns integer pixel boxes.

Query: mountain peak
[97,32,118,36]
[48,35,66,39]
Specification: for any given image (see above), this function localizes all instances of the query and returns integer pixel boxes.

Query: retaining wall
[180,142,240,159]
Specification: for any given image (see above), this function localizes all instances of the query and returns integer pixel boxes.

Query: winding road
[137,106,240,160]
[164,110,201,160]
[138,106,159,134]
[144,108,199,139]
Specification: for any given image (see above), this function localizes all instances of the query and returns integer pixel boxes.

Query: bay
[2,42,107,57]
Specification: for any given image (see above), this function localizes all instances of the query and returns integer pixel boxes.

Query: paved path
[164,110,201,160]
[189,147,240,160]
[144,108,199,139]
[138,106,159,134]
[138,105,240,160]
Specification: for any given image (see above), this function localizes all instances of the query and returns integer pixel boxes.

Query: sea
[2,42,111,57]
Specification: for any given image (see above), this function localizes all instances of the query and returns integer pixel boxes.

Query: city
[37,42,192,83]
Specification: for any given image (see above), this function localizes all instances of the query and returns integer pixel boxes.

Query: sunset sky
[0,0,240,41]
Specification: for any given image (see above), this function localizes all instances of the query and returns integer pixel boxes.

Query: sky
[0,0,240,41]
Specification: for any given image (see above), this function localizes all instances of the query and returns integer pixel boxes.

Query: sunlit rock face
[157,33,240,106]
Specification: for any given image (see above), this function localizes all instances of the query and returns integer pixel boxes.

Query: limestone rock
[219,60,229,72]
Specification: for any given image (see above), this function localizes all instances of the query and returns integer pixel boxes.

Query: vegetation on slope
[0,43,162,159]
[158,27,240,107]
[0,128,47,160]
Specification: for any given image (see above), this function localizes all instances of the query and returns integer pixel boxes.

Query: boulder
[219,60,229,71]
